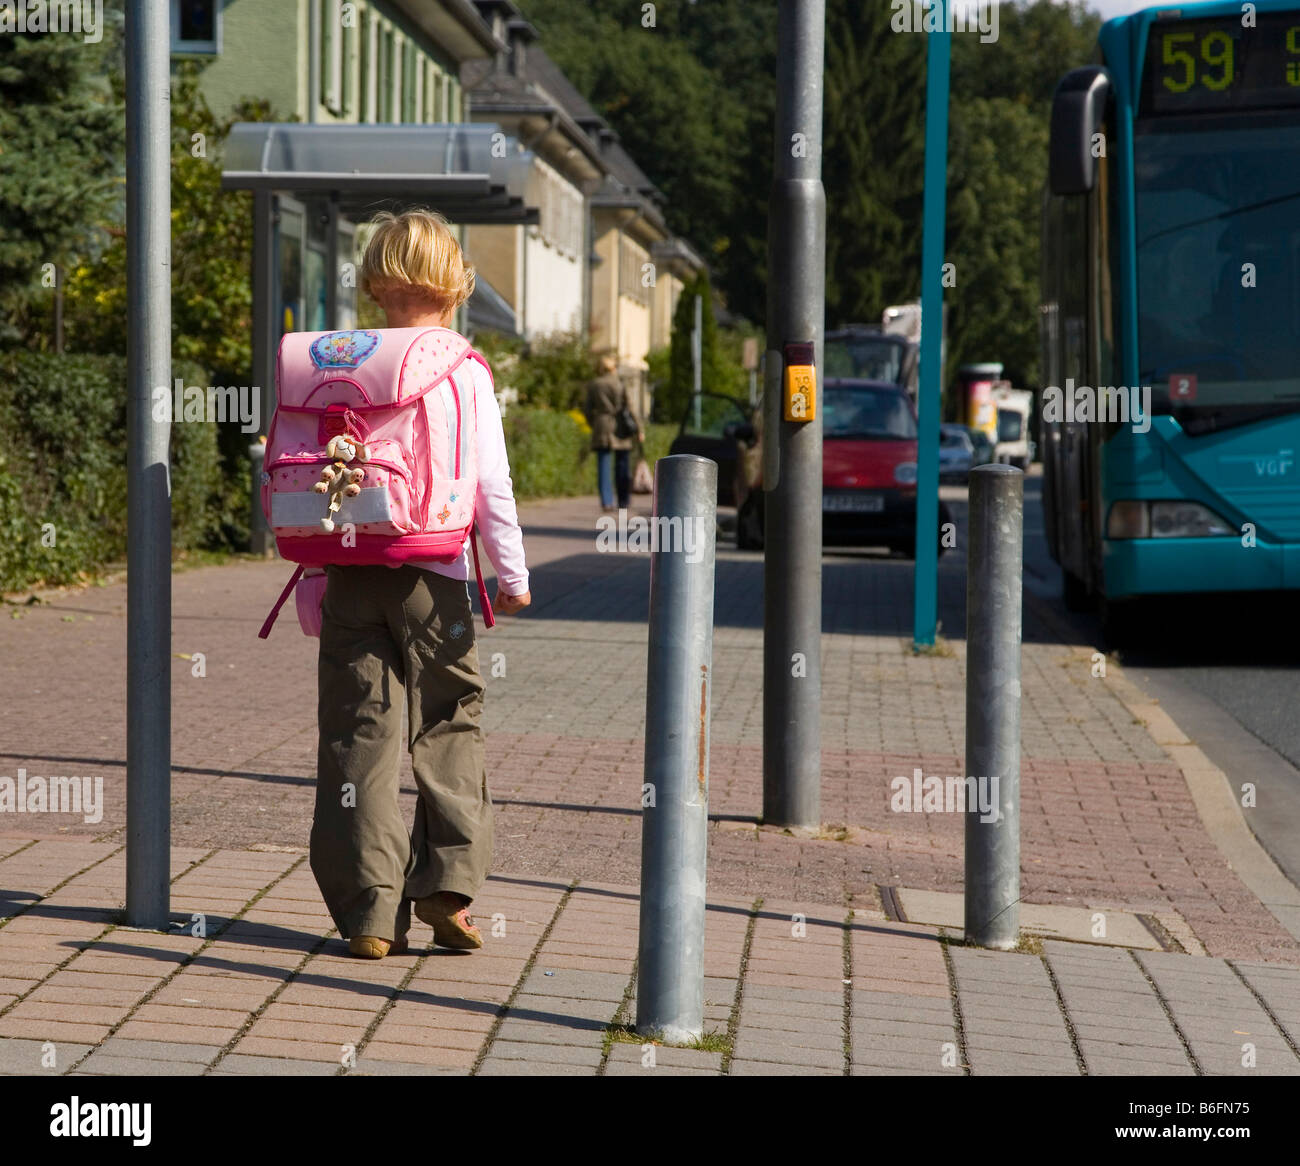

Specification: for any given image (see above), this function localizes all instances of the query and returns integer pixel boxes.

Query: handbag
[615,405,639,441]
[632,457,653,494]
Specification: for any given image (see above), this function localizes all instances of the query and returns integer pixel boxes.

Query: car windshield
[1135,114,1300,426]
[940,428,969,450]
[825,386,916,439]
[996,410,1022,442]
[680,394,746,437]
[824,335,905,384]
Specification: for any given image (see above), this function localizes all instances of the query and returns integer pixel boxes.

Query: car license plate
[823,493,884,513]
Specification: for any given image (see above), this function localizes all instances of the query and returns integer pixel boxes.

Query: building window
[171,0,219,54]
[362,13,378,122]
[619,236,650,305]
[402,40,416,122]
[380,26,394,121]
[320,0,342,115]
[341,13,355,117]
[390,33,403,122]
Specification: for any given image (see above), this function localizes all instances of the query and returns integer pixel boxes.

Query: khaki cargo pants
[311,563,492,942]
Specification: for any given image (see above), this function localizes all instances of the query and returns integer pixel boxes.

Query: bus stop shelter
[221,121,538,549]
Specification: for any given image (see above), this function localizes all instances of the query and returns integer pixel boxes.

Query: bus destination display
[1143,14,1300,114]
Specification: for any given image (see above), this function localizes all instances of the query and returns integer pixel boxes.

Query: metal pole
[763,0,824,829]
[125,0,172,929]
[913,0,951,648]
[637,454,718,1043]
[692,294,702,432]
[249,190,275,555]
[964,464,1023,950]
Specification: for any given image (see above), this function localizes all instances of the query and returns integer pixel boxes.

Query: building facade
[464,0,704,414]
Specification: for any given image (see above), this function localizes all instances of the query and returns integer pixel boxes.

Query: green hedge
[502,409,679,500]
[0,353,223,592]
[0,362,693,592]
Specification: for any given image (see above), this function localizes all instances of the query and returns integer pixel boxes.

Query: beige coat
[584,372,637,452]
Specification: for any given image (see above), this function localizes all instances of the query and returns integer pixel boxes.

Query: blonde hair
[360,209,476,315]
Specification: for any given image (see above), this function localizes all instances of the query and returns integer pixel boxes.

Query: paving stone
[731,1036,844,1069]
[605,1043,723,1071]
[348,1060,467,1076]
[604,1061,719,1076]
[0,1037,93,1075]
[94,1038,217,1064]
[75,1055,208,1076]
[485,1040,603,1067]
[208,1054,340,1075]
[494,1020,605,1048]
[476,1058,593,1076]
[729,1059,841,1076]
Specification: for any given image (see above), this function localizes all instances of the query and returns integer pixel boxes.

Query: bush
[0,353,224,592]
[475,329,597,412]
[502,409,679,501]
[502,407,591,499]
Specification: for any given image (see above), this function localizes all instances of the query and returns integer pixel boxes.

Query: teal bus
[1039,1,1300,639]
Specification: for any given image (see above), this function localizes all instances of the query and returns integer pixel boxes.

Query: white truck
[991,385,1035,470]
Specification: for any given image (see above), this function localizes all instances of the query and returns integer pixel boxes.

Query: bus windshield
[1134,115,1300,427]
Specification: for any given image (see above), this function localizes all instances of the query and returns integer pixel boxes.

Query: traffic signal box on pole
[783,341,817,422]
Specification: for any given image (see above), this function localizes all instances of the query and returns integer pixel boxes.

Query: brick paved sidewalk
[2,839,1299,1077]
[4,490,1300,1075]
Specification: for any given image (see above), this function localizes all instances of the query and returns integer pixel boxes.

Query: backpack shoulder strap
[258,565,305,639]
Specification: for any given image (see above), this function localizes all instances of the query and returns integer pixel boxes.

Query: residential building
[464,0,705,416]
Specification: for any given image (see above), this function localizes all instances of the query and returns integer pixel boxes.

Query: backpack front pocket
[267,438,417,537]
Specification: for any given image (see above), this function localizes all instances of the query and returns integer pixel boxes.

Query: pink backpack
[257,326,495,637]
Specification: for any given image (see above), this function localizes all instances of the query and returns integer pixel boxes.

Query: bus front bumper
[1103,538,1300,599]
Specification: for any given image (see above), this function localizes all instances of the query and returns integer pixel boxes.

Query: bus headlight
[1107,500,1234,539]
[1149,501,1234,538]
[1107,500,1149,539]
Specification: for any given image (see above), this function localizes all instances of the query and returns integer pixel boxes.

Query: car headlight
[1106,500,1234,539]
[894,462,918,485]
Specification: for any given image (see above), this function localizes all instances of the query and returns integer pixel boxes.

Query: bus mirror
[1049,66,1111,195]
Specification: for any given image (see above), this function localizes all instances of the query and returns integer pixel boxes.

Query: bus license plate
[823,493,884,513]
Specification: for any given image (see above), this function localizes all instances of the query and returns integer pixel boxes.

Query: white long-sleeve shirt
[408,355,529,595]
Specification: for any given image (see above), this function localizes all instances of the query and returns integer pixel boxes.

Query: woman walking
[584,354,642,512]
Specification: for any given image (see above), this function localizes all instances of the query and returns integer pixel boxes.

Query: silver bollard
[249,439,272,556]
[637,455,718,1043]
[964,463,1023,950]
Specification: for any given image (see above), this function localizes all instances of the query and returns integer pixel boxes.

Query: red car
[735,379,951,557]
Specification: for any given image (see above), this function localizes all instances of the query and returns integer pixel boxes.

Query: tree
[823,0,927,328]
[663,273,715,422]
[519,0,774,323]
[944,97,1047,388]
[63,62,277,379]
[0,9,124,349]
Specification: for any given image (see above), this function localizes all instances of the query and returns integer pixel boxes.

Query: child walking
[311,209,530,959]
